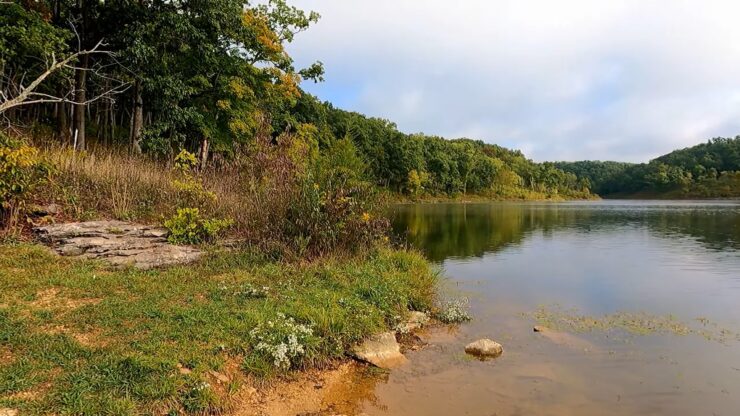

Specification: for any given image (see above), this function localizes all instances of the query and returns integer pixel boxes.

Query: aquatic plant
[532,305,739,343]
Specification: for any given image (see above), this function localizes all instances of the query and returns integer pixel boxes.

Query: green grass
[0,244,437,414]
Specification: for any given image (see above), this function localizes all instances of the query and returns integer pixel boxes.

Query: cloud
[286,0,740,162]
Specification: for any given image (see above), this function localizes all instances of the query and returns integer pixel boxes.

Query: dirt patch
[29,288,100,311]
[0,369,57,405]
[71,328,109,348]
[231,362,382,416]
[0,346,13,363]
[38,324,109,348]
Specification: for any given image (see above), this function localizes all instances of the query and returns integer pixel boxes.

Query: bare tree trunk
[199,137,210,170]
[73,55,88,151]
[130,80,144,153]
[57,101,70,144]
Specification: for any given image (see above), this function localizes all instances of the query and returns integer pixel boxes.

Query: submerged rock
[533,325,548,332]
[351,332,407,368]
[465,338,504,358]
[34,221,202,270]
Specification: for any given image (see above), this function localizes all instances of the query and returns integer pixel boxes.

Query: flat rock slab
[351,332,407,369]
[34,221,202,270]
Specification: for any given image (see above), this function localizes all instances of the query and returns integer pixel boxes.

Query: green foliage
[406,169,429,197]
[0,3,70,94]
[164,208,232,245]
[554,160,634,195]
[173,149,198,172]
[0,134,51,231]
[283,170,387,258]
[556,137,740,197]
[171,150,216,209]
[293,100,592,199]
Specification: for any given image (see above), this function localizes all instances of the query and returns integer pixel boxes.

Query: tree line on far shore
[555,137,740,198]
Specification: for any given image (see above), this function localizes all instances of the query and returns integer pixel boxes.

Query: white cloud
[287,0,740,162]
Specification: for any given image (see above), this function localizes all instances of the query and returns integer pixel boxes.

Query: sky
[285,0,740,162]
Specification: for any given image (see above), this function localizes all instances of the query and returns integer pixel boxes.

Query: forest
[0,0,590,202]
[556,137,740,198]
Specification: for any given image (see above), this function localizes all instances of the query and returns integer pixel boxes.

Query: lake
[360,201,740,415]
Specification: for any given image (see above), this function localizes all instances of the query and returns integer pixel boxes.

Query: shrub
[276,137,389,258]
[0,133,50,233]
[172,149,216,210]
[164,207,233,244]
[246,313,319,372]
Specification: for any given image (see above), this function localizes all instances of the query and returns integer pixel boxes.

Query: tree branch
[0,40,125,114]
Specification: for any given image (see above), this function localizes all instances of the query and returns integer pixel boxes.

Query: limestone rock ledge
[34,221,202,270]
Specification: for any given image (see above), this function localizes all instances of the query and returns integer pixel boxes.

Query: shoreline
[0,243,439,414]
[389,193,600,205]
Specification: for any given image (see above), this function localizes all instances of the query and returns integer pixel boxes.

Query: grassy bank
[0,244,437,414]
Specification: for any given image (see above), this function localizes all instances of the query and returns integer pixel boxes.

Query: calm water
[360,201,740,415]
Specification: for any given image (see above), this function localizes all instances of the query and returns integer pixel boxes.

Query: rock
[533,325,548,332]
[34,221,202,270]
[464,339,503,358]
[351,332,407,368]
[396,311,429,333]
[0,409,18,416]
[29,203,61,216]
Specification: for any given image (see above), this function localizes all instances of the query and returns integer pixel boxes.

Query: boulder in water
[465,338,504,358]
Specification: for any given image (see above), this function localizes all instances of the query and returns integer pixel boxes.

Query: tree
[0,4,124,114]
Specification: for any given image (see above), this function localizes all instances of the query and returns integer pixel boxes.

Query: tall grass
[33,132,387,259]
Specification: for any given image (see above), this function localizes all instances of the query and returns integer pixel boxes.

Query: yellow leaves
[228,119,251,135]
[216,100,232,110]
[0,144,40,172]
[173,179,217,203]
[0,139,49,212]
[174,149,198,172]
[228,78,251,99]
[286,123,319,166]
[277,71,301,100]
[242,10,284,57]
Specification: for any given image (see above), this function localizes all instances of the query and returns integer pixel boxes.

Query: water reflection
[370,201,740,416]
[392,201,740,261]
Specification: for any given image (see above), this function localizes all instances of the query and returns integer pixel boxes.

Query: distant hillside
[291,95,592,199]
[555,137,740,198]
[553,161,634,195]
